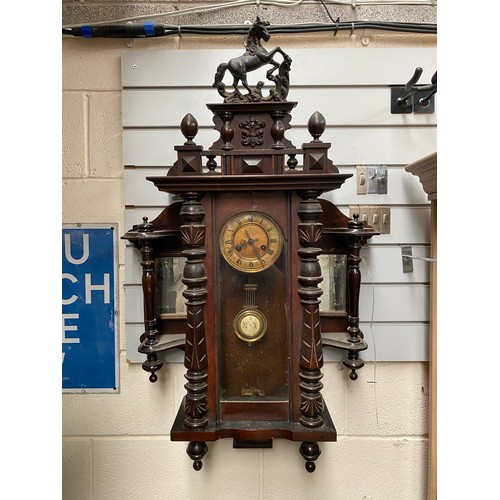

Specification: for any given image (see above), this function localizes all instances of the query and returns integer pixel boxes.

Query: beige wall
[62,32,434,500]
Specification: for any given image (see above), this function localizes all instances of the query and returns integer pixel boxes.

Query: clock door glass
[217,211,289,407]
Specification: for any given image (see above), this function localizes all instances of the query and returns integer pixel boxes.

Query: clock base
[171,397,337,442]
[171,397,337,471]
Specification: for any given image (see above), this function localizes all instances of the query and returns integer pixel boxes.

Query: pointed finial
[307,111,326,142]
[180,113,198,145]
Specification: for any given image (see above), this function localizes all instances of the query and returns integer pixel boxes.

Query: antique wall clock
[123,18,378,472]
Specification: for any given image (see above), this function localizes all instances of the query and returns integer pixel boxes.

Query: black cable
[62,21,436,38]
[63,23,166,38]
[316,0,339,25]
[270,22,436,33]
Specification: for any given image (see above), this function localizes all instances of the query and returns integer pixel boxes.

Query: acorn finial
[180,113,198,145]
[307,111,326,142]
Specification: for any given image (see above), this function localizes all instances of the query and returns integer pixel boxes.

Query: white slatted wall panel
[122,48,436,364]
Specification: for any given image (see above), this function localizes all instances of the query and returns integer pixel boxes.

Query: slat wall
[122,47,436,364]
[124,167,430,206]
[123,88,434,127]
[123,129,437,166]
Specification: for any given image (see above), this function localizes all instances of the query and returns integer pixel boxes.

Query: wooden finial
[181,113,198,145]
[307,111,326,142]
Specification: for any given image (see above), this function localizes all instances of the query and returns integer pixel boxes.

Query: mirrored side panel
[319,254,347,313]
[155,257,187,316]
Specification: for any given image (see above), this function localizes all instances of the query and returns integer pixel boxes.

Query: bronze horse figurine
[213,18,292,102]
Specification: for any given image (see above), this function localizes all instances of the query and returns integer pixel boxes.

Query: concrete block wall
[62,32,432,500]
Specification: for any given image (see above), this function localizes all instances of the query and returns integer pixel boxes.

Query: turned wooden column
[270,110,285,149]
[343,214,365,380]
[137,217,163,382]
[297,189,325,428]
[180,192,208,429]
[220,111,234,151]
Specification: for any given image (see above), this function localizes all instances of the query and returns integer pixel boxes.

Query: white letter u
[64,233,89,265]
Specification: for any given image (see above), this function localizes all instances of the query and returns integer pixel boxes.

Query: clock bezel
[218,211,284,273]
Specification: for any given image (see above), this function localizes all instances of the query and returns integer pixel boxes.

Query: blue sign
[62,225,118,392]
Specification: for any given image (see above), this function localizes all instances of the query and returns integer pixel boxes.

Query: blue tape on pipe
[81,26,92,38]
[144,22,155,36]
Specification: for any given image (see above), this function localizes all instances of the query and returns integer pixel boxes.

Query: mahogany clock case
[122,21,379,469]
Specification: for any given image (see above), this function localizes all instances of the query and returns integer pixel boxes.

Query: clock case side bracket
[318,199,379,380]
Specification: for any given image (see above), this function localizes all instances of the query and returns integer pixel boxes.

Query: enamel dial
[219,212,284,273]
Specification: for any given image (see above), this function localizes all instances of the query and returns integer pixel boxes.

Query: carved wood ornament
[122,18,378,472]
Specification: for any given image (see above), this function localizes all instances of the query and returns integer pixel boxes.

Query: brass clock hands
[245,230,266,264]
[245,230,260,249]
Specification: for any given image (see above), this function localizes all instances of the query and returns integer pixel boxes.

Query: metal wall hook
[391,67,437,114]
[418,70,437,107]
[397,67,423,106]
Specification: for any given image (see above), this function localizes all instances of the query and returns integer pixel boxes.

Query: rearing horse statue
[213,18,292,103]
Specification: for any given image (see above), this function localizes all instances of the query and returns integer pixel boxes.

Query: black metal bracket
[391,67,437,114]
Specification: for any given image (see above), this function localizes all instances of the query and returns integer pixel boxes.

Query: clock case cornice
[147,172,352,194]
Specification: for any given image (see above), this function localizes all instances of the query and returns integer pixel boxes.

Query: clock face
[219,212,284,273]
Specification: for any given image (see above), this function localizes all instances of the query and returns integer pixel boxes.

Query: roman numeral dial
[219,211,284,273]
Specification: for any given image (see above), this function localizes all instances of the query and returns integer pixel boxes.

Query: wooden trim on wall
[428,200,437,499]
[404,152,437,500]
